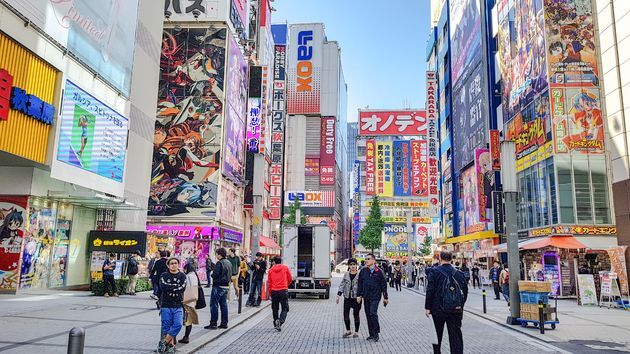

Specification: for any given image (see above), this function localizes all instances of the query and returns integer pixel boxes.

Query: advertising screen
[6,0,139,95]
[287,24,324,115]
[52,80,128,196]
[358,110,427,136]
[452,64,488,172]
[449,0,482,89]
[149,27,226,216]
[497,0,548,122]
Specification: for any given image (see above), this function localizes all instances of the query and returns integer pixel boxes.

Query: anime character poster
[460,165,483,234]
[384,224,409,256]
[21,204,56,289]
[506,91,552,160]
[449,0,482,89]
[497,0,548,122]
[551,87,604,153]
[49,219,71,288]
[475,149,494,223]
[544,0,598,87]
[0,197,27,293]
[150,27,227,216]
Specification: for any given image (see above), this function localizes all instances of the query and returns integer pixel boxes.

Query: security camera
[192,9,201,19]
[164,10,172,19]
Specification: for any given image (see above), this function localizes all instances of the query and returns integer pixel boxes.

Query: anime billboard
[0,196,27,293]
[475,149,494,224]
[551,87,604,153]
[505,91,552,160]
[150,27,226,216]
[449,0,482,89]
[497,0,548,122]
[460,165,483,234]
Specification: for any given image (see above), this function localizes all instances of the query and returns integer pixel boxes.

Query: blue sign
[393,141,411,196]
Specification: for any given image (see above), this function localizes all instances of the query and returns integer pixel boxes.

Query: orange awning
[521,236,586,250]
[260,236,281,249]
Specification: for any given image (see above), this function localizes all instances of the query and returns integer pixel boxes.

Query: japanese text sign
[359,110,427,136]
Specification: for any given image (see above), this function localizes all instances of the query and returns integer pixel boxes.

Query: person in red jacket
[267,255,293,331]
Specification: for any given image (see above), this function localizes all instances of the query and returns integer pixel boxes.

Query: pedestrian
[471,263,480,289]
[126,250,141,295]
[425,251,468,354]
[360,260,366,270]
[247,252,267,307]
[151,250,169,301]
[205,248,231,330]
[157,257,187,354]
[239,256,249,295]
[179,262,199,344]
[393,261,402,292]
[356,253,388,342]
[331,259,335,273]
[205,256,215,288]
[227,248,241,301]
[489,261,502,300]
[499,263,510,305]
[388,262,395,288]
[267,256,292,331]
[102,253,118,297]
[418,263,426,288]
[412,261,420,286]
[149,250,160,296]
[336,258,361,338]
[460,261,471,287]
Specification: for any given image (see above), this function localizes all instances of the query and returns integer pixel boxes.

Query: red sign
[320,116,335,185]
[411,140,427,196]
[305,157,320,176]
[359,110,427,136]
[490,129,501,170]
[366,140,376,195]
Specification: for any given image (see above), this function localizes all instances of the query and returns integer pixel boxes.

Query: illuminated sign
[88,231,147,255]
[529,225,616,237]
[0,68,54,124]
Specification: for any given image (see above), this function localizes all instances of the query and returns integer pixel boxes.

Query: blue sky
[272,0,431,122]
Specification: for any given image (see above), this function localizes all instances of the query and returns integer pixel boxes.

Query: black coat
[424,264,468,315]
[151,258,168,279]
[357,266,388,300]
[212,258,232,287]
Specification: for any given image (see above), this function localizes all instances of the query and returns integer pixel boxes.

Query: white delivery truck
[282,224,332,299]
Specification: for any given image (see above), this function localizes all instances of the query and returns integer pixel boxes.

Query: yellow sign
[367,201,428,208]
[376,142,394,197]
[92,238,139,247]
[516,142,553,172]
[382,216,432,224]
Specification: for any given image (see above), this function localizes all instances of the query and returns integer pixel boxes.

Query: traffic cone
[261,281,268,301]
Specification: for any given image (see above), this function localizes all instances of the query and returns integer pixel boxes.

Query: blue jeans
[160,307,183,338]
[210,286,228,326]
[247,279,263,305]
[151,276,159,296]
[502,284,510,302]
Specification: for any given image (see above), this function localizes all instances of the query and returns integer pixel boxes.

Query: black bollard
[238,287,243,314]
[538,300,545,334]
[67,327,85,354]
[482,289,487,314]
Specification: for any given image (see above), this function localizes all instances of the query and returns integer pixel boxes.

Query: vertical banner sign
[490,129,501,170]
[427,71,439,210]
[492,191,504,234]
[270,44,287,220]
[393,141,412,196]
[411,140,427,196]
[287,24,323,114]
[376,142,394,197]
[353,160,361,247]
[246,97,262,153]
[365,140,376,195]
[320,116,336,185]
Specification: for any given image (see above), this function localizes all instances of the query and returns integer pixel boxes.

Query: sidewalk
[0,288,270,353]
[406,284,630,351]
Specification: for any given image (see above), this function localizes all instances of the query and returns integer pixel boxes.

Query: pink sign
[146,225,219,240]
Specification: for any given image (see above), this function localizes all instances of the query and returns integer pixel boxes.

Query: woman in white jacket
[336,258,361,338]
[180,262,199,344]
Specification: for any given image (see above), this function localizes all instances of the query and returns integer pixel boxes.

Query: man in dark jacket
[102,253,118,297]
[205,248,232,330]
[425,251,468,354]
[489,261,502,300]
[126,250,141,295]
[356,253,388,342]
[150,250,169,300]
[247,252,267,307]
[205,256,215,288]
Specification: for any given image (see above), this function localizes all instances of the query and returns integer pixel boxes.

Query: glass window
[590,156,611,224]
[547,158,558,224]
[531,166,540,227]
[573,155,593,224]
[518,172,527,230]
[556,155,575,223]
[539,162,549,226]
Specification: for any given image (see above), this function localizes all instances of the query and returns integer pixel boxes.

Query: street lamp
[500,141,520,324]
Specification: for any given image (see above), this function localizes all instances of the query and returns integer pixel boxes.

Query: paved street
[195,276,566,353]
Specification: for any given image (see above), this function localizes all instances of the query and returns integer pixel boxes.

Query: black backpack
[436,267,464,313]
[127,256,139,275]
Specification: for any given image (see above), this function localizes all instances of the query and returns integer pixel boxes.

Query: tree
[419,235,432,256]
[283,199,307,225]
[358,196,385,253]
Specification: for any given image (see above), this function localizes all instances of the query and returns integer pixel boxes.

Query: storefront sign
[606,246,628,296]
[411,139,427,196]
[426,71,439,208]
[220,228,243,244]
[365,140,376,195]
[320,116,336,185]
[366,201,429,208]
[382,216,432,224]
[376,142,393,197]
[246,97,262,153]
[529,225,616,237]
[270,44,287,220]
[490,129,501,170]
[305,157,320,176]
[146,225,219,240]
[359,110,427,136]
[88,231,147,255]
[0,69,54,124]
[284,191,335,208]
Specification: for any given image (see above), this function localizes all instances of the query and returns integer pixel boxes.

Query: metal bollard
[538,300,545,334]
[238,287,243,314]
[482,289,487,314]
[67,327,85,354]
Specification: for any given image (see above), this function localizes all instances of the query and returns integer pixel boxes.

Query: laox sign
[296,30,313,92]
[288,192,322,202]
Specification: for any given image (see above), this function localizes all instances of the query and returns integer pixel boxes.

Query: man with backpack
[126,250,141,295]
[424,251,468,354]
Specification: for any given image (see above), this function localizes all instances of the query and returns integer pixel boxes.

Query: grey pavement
[195,275,567,353]
[0,287,267,353]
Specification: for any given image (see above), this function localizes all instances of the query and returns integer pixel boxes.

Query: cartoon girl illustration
[0,208,24,248]
[563,91,603,150]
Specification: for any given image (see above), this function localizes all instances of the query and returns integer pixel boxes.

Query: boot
[180,325,192,344]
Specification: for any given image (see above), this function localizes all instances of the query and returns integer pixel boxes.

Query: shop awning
[495,238,540,252]
[521,236,586,250]
[260,236,281,249]
[575,236,618,251]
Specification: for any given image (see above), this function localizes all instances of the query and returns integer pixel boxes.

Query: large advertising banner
[393,141,411,196]
[6,0,139,94]
[551,87,604,153]
[452,63,488,171]
[460,165,483,234]
[365,140,376,195]
[505,91,553,166]
[287,24,324,115]
[376,142,394,197]
[150,27,226,217]
[384,224,409,257]
[230,0,249,41]
[411,140,428,196]
[246,97,262,153]
[270,44,287,220]
[497,0,548,122]
[358,110,427,136]
[223,34,248,185]
[0,196,27,293]
[320,116,336,185]
[53,80,128,196]
[475,148,493,223]
[449,0,482,89]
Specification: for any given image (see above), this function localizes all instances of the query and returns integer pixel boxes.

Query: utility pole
[406,208,413,286]
[501,141,520,324]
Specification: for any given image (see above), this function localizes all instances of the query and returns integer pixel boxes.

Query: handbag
[195,273,207,310]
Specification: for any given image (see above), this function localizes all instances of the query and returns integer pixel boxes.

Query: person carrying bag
[180,262,199,344]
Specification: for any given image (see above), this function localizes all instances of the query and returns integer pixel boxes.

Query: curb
[402,286,558,345]
[178,301,271,354]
